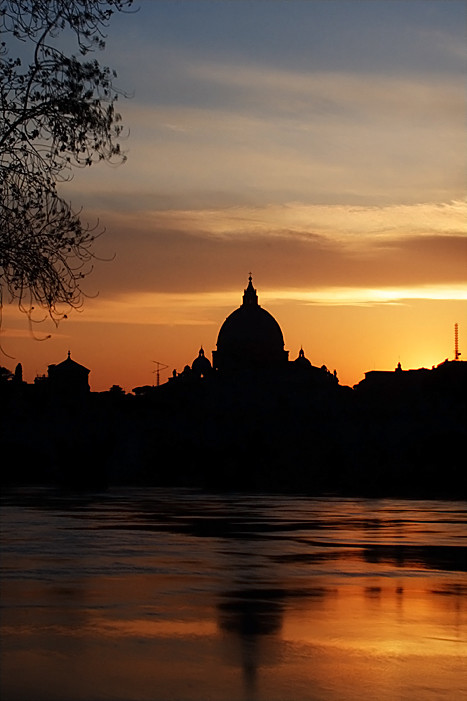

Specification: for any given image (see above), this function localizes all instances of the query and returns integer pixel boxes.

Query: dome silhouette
[213,276,288,372]
[294,347,312,369]
[191,347,212,377]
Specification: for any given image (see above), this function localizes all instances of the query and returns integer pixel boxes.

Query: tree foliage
[0,0,133,322]
[0,365,14,382]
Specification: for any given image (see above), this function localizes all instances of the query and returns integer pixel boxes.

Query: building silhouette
[1,276,465,497]
[191,347,213,378]
[47,351,90,398]
[169,275,336,388]
[213,275,289,373]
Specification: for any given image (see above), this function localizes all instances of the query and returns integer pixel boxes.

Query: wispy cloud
[58,282,467,330]
[67,198,466,300]
[65,80,465,213]
[186,61,464,123]
[265,284,467,307]
[74,198,467,240]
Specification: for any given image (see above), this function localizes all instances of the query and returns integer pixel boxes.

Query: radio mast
[454,323,461,360]
[152,360,168,386]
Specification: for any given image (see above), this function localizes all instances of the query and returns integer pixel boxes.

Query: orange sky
[2,1,466,391]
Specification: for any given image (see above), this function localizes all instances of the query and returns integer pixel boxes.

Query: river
[1,488,466,701]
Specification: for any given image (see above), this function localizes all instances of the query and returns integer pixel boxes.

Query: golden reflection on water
[283,580,465,656]
[1,491,466,701]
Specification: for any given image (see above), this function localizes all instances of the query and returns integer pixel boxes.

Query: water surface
[1,488,466,700]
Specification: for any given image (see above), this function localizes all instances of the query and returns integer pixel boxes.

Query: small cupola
[191,346,213,378]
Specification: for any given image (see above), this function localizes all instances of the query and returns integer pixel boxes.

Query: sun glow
[263,285,467,307]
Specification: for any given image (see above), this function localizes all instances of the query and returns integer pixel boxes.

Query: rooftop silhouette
[1,276,465,497]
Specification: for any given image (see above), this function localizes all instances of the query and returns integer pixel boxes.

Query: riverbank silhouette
[2,278,465,498]
[2,356,466,498]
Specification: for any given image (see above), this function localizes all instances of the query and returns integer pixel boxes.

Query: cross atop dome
[242,273,258,306]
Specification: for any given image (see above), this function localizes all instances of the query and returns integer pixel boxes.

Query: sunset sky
[2,0,466,391]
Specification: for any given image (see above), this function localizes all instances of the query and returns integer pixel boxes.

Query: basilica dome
[213,276,289,372]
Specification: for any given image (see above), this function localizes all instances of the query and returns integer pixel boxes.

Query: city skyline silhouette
[1,0,465,392]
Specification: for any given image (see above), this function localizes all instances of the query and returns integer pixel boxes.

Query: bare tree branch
[0,0,133,323]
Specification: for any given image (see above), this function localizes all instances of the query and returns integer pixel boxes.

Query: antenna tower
[454,323,461,360]
[152,360,168,386]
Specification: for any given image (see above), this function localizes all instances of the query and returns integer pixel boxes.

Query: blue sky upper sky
[77,0,465,209]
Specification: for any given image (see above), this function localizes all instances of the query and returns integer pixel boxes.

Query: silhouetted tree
[0,0,133,322]
[0,365,13,382]
[108,384,125,395]
[14,362,23,382]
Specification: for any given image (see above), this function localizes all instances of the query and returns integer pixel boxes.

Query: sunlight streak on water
[1,488,466,701]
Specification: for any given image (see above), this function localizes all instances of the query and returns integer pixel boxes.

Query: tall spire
[242,273,258,306]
